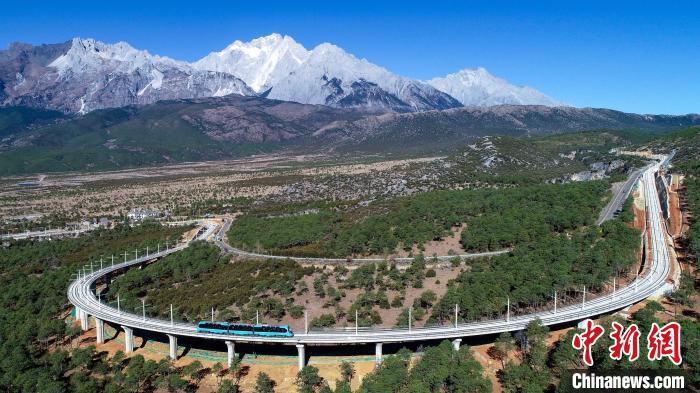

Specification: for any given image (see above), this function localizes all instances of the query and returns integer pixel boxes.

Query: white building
[127,208,161,221]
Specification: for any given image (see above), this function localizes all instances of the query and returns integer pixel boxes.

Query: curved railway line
[68,159,676,369]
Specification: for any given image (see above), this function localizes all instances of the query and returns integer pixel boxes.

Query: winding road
[212,217,510,264]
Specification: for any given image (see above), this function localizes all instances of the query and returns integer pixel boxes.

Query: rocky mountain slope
[318,104,700,151]
[0,38,254,113]
[1,95,698,175]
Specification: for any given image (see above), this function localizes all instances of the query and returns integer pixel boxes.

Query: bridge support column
[95,318,105,344]
[375,343,383,366]
[452,338,462,351]
[123,326,134,353]
[296,344,306,371]
[225,341,236,367]
[80,310,89,331]
[74,306,81,321]
[167,334,177,360]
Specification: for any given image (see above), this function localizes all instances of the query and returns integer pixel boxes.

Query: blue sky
[2,0,698,114]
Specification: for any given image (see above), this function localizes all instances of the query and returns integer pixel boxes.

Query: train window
[200,322,227,330]
[231,324,254,332]
[255,325,287,333]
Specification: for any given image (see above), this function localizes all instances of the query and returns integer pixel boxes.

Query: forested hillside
[223,177,643,327]
[0,222,188,391]
[431,219,639,322]
[105,243,314,322]
[228,180,610,257]
[356,341,491,392]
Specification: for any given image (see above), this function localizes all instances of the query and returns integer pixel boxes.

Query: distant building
[127,208,161,221]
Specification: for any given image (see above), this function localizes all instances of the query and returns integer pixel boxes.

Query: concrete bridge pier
[167,334,178,360]
[80,310,89,331]
[123,326,134,353]
[375,343,383,366]
[296,344,306,371]
[452,338,462,350]
[225,341,236,367]
[95,318,105,344]
[74,306,81,321]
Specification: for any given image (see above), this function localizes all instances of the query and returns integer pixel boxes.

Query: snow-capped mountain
[1,34,562,114]
[193,34,462,112]
[49,38,186,75]
[1,38,254,113]
[427,67,562,107]
[194,33,309,92]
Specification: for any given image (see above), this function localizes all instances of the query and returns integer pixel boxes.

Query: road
[68,159,672,346]
[596,166,646,225]
[212,216,510,264]
[2,227,94,240]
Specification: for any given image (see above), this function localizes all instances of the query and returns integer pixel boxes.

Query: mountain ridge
[1,95,698,175]
[1,34,561,114]
[427,67,563,107]
[1,37,255,114]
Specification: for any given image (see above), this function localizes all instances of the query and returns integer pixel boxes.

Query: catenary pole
[454,304,458,328]
[506,297,510,322]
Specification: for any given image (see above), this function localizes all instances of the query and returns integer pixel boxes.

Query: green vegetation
[0,222,187,391]
[254,372,275,393]
[229,180,611,257]
[500,319,553,392]
[107,248,315,322]
[227,174,642,326]
[489,302,700,392]
[296,366,324,393]
[432,218,639,322]
[553,302,700,391]
[228,212,334,256]
[0,106,65,137]
[438,132,644,186]
[310,314,336,328]
[105,241,229,319]
[676,159,700,264]
[0,102,283,175]
[658,128,700,265]
[358,342,491,392]
[618,193,635,223]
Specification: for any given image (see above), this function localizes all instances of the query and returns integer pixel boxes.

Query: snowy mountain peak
[198,35,457,111]
[427,67,563,107]
[50,37,185,75]
[194,33,310,91]
[4,37,253,113]
[311,42,346,56]
[194,34,559,112]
